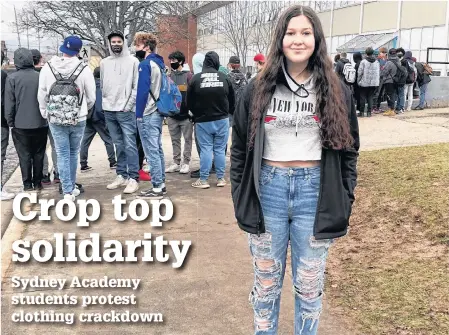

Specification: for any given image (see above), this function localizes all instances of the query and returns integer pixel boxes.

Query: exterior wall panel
[332,5,361,36]
[318,11,332,37]
[401,1,447,29]
[362,1,398,33]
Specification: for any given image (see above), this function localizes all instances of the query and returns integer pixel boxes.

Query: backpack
[149,70,182,117]
[46,62,87,126]
[391,61,407,85]
[342,62,356,84]
[405,61,416,84]
[423,63,433,75]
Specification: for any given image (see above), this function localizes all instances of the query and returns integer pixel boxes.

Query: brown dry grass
[326,143,449,335]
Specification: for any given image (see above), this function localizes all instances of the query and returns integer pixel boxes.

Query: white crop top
[262,62,322,161]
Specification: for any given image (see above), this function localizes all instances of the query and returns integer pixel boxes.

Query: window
[398,26,447,75]
[410,28,422,50]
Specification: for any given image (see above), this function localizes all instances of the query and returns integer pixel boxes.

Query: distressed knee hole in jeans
[309,236,332,250]
[294,257,325,303]
[249,232,272,257]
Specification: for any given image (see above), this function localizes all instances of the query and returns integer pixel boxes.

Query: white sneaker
[107,175,128,190]
[123,178,139,194]
[64,194,75,202]
[179,164,190,174]
[72,187,80,197]
[1,189,15,201]
[165,163,180,173]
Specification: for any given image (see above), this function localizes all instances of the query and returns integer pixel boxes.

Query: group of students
[334,46,432,117]
[0,29,265,201]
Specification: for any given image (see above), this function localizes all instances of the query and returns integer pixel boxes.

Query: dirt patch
[326,143,449,335]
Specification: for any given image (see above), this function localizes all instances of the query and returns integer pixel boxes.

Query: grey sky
[1,1,56,53]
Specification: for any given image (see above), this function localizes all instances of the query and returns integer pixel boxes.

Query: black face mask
[111,45,123,54]
[135,50,146,59]
[170,62,180,70]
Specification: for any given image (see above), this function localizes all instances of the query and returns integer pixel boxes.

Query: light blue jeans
[137,112,166,188]
[49,121,86,194]
[196,118,229,180]
[419,83,428,108]
[104,111,139,181]
[249,164,332,335]
[396,84,405,111]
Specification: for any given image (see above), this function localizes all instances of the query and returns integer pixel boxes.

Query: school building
[192,0,449,76]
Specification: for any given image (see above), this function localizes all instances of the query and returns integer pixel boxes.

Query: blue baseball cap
[59,36,83,56]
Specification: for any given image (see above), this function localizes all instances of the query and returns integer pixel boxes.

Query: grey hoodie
[100,39,139,112]
[5,48,47,129]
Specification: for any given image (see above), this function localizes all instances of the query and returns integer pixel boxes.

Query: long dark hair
[250,5,353,150]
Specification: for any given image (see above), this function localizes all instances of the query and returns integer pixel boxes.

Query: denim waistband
[261,163,321,177]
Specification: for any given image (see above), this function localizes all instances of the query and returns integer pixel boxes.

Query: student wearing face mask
[100,31,140,194]
[165,51,193,175]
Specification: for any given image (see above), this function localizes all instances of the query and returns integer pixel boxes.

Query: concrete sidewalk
[1,126,354,334]
[1,108,448,335]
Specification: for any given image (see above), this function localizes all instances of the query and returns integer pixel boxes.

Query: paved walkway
[1,108,448,335]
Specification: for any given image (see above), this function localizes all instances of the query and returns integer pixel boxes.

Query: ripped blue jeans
[248,164,332,335]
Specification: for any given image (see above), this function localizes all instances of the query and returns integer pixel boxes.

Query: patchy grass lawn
[327,143,449,335]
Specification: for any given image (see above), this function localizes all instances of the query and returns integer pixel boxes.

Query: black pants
[1,126,9,186]
[12,127,48,187]
[384,83,397,110]
[136,127,145,170]
[353,85,362,111]
[80,119,116,167]
[373,82,385,109]
[359,86,376,114]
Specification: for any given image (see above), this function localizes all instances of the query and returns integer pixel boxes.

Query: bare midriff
[262,159,320,168]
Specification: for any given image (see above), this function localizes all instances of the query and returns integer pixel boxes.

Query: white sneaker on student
[166,163,180,173]
[72,187,81,197]
[123,178,139,194]
[107,175,128,190]
[179,164,190,174]
[1,189,15,201]
[64,194,75,202]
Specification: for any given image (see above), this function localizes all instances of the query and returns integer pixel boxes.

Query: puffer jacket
[357,56,380,87]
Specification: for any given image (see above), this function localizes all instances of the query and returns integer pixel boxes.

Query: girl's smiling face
[283,15,315,65]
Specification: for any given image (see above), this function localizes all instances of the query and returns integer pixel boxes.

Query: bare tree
[199,1,253,69]
[17,1,200,58]
[250,1,283,55]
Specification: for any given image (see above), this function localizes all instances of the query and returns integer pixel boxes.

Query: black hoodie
[335,58,350,81]
[4,48,47,129]
[187,51,235,123]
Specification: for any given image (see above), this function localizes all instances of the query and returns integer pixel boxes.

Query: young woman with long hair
[231,5,359,335]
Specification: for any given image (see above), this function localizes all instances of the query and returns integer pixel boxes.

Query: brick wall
[156,14,197,70]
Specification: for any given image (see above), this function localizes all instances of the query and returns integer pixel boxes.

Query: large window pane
[400,29,411,50]
[332,36,339,53]
[421,27,434,50]
[433,26,447,48]
[410,28,422,50]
